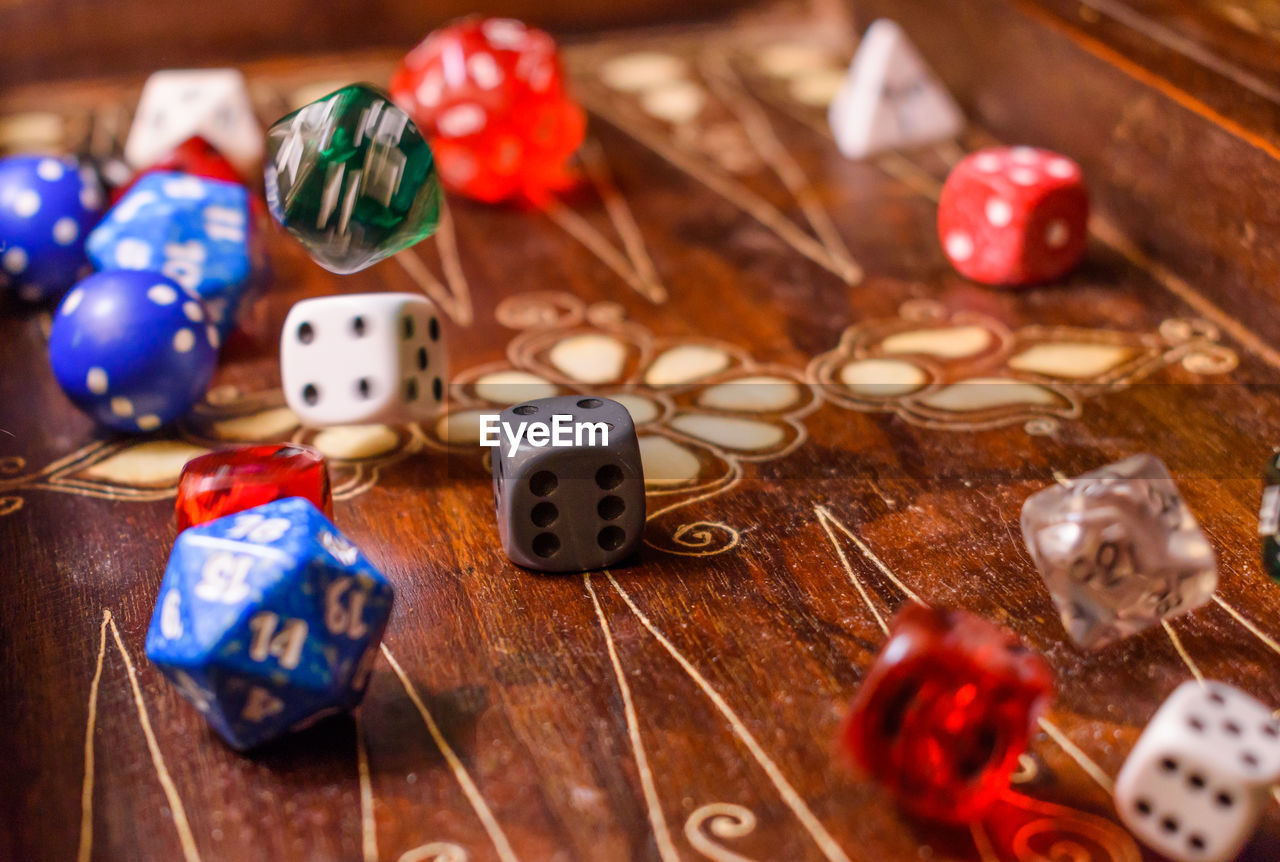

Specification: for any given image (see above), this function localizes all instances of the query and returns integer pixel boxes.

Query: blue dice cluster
[146,497,394,750]
[0,155,104,302]
[0,143,260,433]
[87,171,252,336]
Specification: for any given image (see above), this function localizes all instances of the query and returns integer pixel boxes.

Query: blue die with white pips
[0,154,104,303]
[145,497,395,750]
[87,171,251,336]
[47,269,218,433]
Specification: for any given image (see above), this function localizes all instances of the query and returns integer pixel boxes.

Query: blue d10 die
[0,154,104,303]
[87,171,251,336]
[145,498,394,750]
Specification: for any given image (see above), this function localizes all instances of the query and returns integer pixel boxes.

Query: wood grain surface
[0,0,753,87]
[3,2,1280,860]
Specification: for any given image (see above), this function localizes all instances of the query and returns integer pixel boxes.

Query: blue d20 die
[146,497,394,750]
[86,171,251,337]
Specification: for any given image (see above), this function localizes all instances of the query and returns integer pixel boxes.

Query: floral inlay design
[0,385,426,518]
[429,291,819,555]
[809,300,1237,433]
[0,293,1238,558]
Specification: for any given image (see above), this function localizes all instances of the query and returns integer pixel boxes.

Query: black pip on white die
[491,395,645,573]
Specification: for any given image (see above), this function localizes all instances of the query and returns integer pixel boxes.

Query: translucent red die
[110,136,246,204]
[937,146,1088,286]
[390,17,586,204]
[839,603,1053,822]
[175,444,332,531]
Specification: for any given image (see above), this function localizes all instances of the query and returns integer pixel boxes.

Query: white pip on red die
[937,146,1088,286]
[1115,681,1280,862]
[281,293,447,427]
[124,69,263,177]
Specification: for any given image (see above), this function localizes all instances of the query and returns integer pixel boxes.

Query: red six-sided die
[839,603,1053,822]
[175,444,332,531]
[937,146,1089,286]
[390,17,586,204]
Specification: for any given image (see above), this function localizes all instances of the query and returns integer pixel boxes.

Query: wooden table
[4,2,1280,859]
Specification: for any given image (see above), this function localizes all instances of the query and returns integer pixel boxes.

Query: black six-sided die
[491,395,645,573]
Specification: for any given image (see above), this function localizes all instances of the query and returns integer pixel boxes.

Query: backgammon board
[4,1,1280,859]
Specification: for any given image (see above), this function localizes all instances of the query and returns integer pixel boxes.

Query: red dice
[176,444,332,531]
[937,146,1088,286]
[110,136,246,204]
[839,603,1053,822]
[390,17,586,204]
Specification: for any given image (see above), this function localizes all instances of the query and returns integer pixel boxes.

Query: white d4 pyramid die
[124,69,263,176]
[281,293,448,427]
[1115,681,1280,862]
[828,19,964,160]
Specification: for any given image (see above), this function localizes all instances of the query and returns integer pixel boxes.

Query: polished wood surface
[0,0,752,87]
[4,2,1280,860]
[854,0,1280,367]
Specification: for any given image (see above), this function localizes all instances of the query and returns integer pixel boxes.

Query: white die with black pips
[124,69,263,176]
[1115,680,1280,862]
[281,292,447,427]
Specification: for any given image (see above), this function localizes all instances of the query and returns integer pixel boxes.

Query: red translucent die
[840,603,1053,822]
[390,17,586,204]
[175,444,331,531]
[937,146,1088,286]
[110,136,246,204]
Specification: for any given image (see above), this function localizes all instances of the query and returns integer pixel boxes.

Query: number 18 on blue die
[145,498,394,750]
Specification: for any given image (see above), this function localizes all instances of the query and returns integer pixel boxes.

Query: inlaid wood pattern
[3,2,1280,860]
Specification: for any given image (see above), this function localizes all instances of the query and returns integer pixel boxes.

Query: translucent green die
[264,84,441,274]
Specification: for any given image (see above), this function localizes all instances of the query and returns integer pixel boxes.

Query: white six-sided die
[281,293,447,427]
[1115,681,1280,862]
[124,69,263,176]
[827,19,964,160]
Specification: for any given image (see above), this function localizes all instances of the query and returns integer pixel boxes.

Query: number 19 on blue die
[145,498,394,750]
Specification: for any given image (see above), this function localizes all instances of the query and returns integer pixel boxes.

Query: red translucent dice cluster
[176,444,332,531]
[390,17,586,204]
[840,603,1053,822]
[937,146,1089,286]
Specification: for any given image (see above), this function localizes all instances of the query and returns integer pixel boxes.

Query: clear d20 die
[264,84,441,274]
[145,497,394,750]
[1020,454,1216,649]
